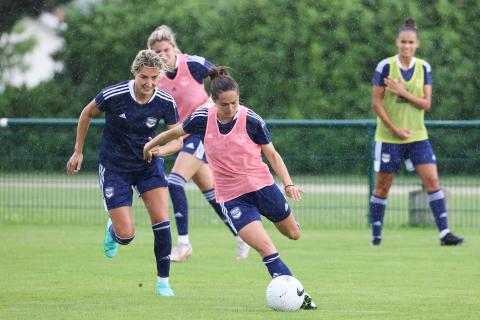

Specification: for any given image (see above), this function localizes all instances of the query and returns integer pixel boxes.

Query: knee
[423,177,440,191]
[374,186,390,198]
[288,230,301,240]
[114,226,135,245]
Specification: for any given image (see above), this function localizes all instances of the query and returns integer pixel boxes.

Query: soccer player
[147,25,250,261]
[370,18,464,246]
[66,50,181,296]
[143,67,317,310]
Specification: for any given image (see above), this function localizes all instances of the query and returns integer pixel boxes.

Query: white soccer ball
[266,275,305,312]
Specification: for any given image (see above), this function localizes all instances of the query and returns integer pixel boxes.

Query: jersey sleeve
[187,55,215,83]
[423,60,432,85]
[371,58,390,86]
[246,110,272,144]
[182,107,208,136]
[95,90,111,112]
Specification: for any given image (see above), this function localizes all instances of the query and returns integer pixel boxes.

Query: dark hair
[208,67,239,100]
[397,17,419,38]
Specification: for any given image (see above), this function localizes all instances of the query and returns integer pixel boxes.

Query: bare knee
[114,225,135,239]
[286,229,301,240]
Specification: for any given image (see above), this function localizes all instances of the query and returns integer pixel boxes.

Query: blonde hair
[130,49,169,76]
[147,25,182,54]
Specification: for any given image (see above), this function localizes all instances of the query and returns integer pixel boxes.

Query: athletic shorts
[179,134,207,162]
[374,139,437,173]
[98,157,168,211]
[220,184,292,233]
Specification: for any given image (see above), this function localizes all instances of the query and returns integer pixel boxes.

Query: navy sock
[370,195,387,239]
[428,189,449,232]
[109,225,134,245]
[203,189,237,236]
[168,173,188,236]
[263,253,292,278]
[152,221,172,278]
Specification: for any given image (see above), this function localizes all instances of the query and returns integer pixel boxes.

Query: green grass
[0,224,479,320]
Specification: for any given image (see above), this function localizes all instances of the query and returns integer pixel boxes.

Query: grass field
[0,224,479,320]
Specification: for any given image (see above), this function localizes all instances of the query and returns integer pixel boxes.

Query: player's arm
[66,99,102,174]
[149,123,184,157]
[372,85,411,140]
[261,143,303,201]
[384,77,432,110]
[144,125,186,162]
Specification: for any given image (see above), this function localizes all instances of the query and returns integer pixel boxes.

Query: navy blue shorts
[179,134,207,162]
[98,157,168,211]
[220,184,292,233]
[374,139,437,173]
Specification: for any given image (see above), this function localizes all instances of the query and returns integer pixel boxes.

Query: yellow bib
[375,56,428,143]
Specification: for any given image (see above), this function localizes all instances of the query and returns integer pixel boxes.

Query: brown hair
[208,67,239,100]
[130,49,168,75]
[397,17,419,38]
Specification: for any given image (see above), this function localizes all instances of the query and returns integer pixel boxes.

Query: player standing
[370,18,464,246]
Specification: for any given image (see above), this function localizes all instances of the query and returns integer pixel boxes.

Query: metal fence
[1,118,479,229]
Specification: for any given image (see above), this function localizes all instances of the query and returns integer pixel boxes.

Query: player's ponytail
[398,17,419,38]
[209,67,239,100]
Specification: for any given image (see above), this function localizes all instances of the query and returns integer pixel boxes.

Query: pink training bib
[204,105,274,202]
[157,54,209,122]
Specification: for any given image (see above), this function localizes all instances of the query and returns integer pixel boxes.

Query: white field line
[1,180,480,195]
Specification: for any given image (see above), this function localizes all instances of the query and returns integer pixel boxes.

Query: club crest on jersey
[230,207,242,219]
[104,187,114,198]
[381,153,391,163]
[146,117,157,128]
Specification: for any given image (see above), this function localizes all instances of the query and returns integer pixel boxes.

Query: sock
[428,189,450,234]
[262,253,292,278]
[203,189,237,236]
[109,225,134,245]
[370,195,387,239]
[157,276,169,285]
[152,221,172,278]
[178,235,189,244]
[168,173,188,236]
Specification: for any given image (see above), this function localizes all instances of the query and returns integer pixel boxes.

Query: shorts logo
[230,207,242,219]
[146,117,157,128]
[381,153,391,163]
[432,154,436,161]
[285,203,289,212]
[104,187,114,199]
[185,142,195,149]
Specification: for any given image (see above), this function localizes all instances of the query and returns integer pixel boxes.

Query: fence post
[366,123,376,224]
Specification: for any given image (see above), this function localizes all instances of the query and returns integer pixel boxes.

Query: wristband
[284,184,295,191]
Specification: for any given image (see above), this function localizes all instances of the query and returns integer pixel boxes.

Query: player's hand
[66,152,83,175]
[393,127,411,140]
[285,185,303,201]
[384,76,407,96]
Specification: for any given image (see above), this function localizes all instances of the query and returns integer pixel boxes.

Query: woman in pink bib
[147,25,249,261]
[143,67,317,310]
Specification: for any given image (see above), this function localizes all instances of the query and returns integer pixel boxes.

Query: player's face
[396,31,419,60]
[134,66,161,98]
[215,90,239,121]
[151,40,177,68]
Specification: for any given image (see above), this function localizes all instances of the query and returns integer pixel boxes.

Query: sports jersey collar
[395,54,416,70]
[128,80,158,104]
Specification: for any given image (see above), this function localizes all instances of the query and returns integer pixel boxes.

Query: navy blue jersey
[166,55,214,84]
[183,106,271,145]
[95,80,179,172]
[372,56,432,86]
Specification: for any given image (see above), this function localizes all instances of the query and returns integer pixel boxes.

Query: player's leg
[99,164,136,258]
[192,163,250,259]
[370,142,401,245]
[168,151,202,261]
[410,140,463,245]
[139,159,175,296]
[142,187,175,296]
